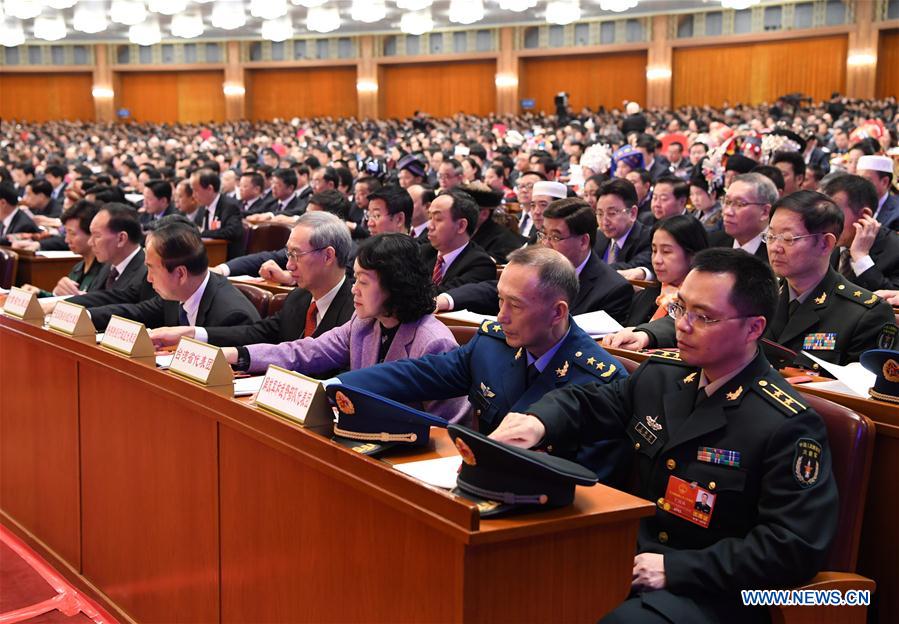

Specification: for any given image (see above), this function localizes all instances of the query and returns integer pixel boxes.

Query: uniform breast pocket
[625,416,664,460]
[680,462,750,530]
[469,390,498,432]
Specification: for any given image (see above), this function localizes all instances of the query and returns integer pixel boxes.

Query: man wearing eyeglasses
[149,212,354,349]
[491,248,839,623]
[593,178,653,279]
[708,172,777,263]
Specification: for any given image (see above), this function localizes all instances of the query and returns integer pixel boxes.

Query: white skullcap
[532,181,568,199]
[626,101,641,115]
[857,155,893,174]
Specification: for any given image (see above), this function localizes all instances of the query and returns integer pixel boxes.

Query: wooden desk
[228,276,295,295]
[202,238,228,266]
[605,345,899,624]
[0,315,654,623]
[14,252,81,290]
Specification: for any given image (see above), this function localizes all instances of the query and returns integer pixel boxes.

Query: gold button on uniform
[709,481,717,490]
[666,459,676,470]
[657,497,665,508]
[658,531,669,543]
[634,442,641,450]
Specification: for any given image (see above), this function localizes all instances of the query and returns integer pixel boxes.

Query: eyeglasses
[667,301,750,327]
[516,183,535,191]
[594,207,629,220]
[285,246,325,262]
[761,232,820,247]
[537,231,577,243]
[722,198,767,210]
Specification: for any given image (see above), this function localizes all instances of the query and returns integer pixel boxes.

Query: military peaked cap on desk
[861,349,899,403]
[327,384,448,456]
[448,424,598,517]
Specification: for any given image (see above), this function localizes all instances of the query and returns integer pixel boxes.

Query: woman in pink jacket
[224,233,469,423]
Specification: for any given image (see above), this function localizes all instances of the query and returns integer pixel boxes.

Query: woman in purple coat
[224,233,469,423]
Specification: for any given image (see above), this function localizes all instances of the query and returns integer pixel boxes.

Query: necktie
[694,388,708,407]
[0,223,5,238]
[525,363,540,387]
[431,255,445,285]
[178,304,189,326]
[519,213,530,235]
[838,248,854,279]
[607,241,620,264]
[304,300,318,338]
[104,267,119,291]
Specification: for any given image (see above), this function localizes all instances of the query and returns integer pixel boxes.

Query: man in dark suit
[44,164,68,202]
[437,199,633,323]
[149,211,355,348]
[245,168,306,219]
[174,179,205,228]
[0,182,41,244]
[59,203,153,312]
[86,216,260,331]
[464,183,526,264]
[192,168,245,259]
[636,133,671,182]
[238,171,276,215]
[22,178,61,219]
[420,188,496,293]
[824,173,899,291]
[707,172,777,263]
[593,178,653,279]
[858,155,899,230]
[140,179,176,232]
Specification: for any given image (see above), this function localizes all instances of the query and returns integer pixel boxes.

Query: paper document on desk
[394,456,462,489]
[234,376,265,397]
[229,275,266,283]
[439,310,496,325]
[572,310,623,337]
[156,354,174,369]
[35,250,80,259]
[801,351,875,398]
[125,193,144,205]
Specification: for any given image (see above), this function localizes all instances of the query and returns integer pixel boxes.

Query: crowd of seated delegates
[3,96,899,621]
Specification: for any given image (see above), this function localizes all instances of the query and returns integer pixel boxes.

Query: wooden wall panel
[0,72,93,122]
[116,70,225,124]
[877,29,899,99]
[380,60,496,118]
[673,35,847,107]
[520,52,647,113]
[247,66,357,120]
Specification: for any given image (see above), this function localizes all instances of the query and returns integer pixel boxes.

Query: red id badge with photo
[662,475,716,528]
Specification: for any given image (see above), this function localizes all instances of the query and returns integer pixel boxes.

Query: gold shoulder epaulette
[834,283,880,308]
[752,378,807,416]
[647,350,692,366]
[478,320,506,338]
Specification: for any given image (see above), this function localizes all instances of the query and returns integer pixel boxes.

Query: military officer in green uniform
[611,190,894,367]
[492,248,839,623]
[337,245,629,484]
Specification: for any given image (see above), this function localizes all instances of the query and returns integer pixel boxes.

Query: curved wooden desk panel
[0,315,654,623]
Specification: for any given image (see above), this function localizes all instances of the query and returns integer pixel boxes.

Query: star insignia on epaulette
[864,294,878,304]
[814,292,827,305]
[596,362,605,370]
[514,348,523,360]
[726,386,743,401]
[683,372,697,383]
[586,356,596,365]
[492,324,502,332]
[556,361,569,377]
[853,290,862,298]
[601,364,617,378]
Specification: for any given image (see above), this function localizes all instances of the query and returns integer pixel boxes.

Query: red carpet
[0,526,117,624]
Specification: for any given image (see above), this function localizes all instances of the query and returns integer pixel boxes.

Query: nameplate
[169,336,233,389]
[3,287,43,322]
[47,300,95,338]
[100,315,154,358]
[254,365,333,431]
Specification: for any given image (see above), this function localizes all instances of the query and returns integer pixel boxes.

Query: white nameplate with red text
[100,315,155,358]
[169,336,233,388]
[254,365,332,430]
[3,287,43,321]
[47,300,95,337]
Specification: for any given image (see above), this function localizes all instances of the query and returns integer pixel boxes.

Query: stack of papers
[35,251,80,259]
[234,376,265,397]
[439,310,623,338]
[394,456,461,489]
[800,351,876,398]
